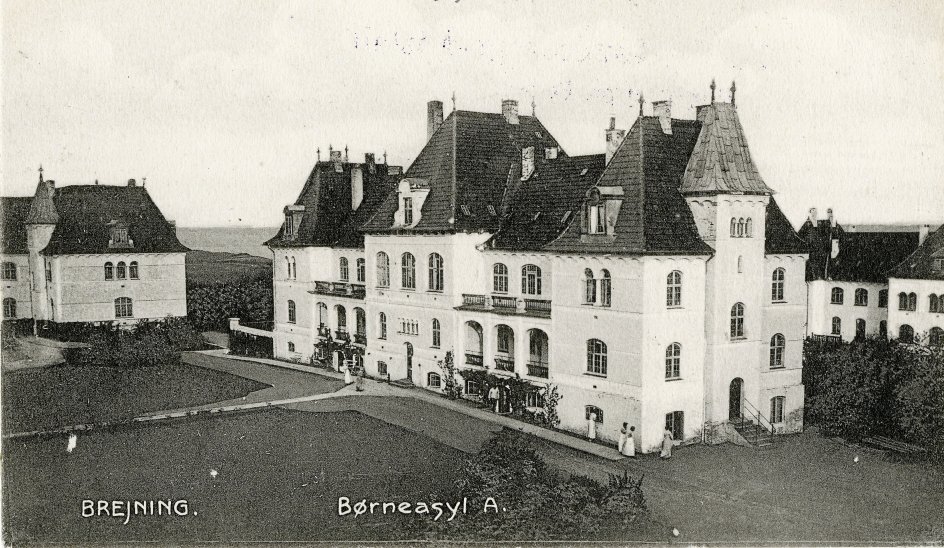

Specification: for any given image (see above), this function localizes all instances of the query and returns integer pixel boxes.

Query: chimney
[351,165,364,210]
[127,178,137,187]
[808,208,818,224]
[427,100,444,140]
[605,116,626,165]
[502,99,519,125]
[365,153,376,174]
[919,224,930,245]
[652,100,672,134]
[520,146,535,181]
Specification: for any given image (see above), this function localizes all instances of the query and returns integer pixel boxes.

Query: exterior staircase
[731,418,774,447]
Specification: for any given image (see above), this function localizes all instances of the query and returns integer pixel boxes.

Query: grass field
[2,361,268,433]
[185,250,271,288]
[2,409,465,544]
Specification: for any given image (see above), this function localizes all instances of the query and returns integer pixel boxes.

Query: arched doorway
[729,378,744,420]
[404,342,414,382]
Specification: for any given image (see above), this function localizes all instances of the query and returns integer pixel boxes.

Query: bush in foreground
[72,318,205,368]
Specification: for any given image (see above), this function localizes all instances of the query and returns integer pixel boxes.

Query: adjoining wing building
[263,90,809,452]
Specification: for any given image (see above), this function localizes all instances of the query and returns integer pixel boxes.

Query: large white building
[887,224,944,345]
[262,89,809,452]
[1,172,188,332]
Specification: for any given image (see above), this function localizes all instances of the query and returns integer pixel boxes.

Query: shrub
[72,318,204,368]
[187,279,273,331]
[438,351,462,399]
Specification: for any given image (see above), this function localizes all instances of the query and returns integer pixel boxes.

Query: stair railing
[740,397,776,445]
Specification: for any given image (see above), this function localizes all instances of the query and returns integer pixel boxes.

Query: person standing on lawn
[623,426,636,457]
[355,368,365,392]
[587,412,597,440]
[660,427,674,459]
[619,423,629,453]
[488,385,500,413]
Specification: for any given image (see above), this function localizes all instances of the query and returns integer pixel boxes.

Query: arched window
[2,262,17,281]
[908,292,917,311]
[104,262,114,280]
[878,289,888,308]
[116,261,127,280]
[665,343,681,379]
[496,325,514,355]
[854,288,868,306]
[492,263,508,293]
[600,269,612,307]
[879,320,888,339]
[336,306,347,333]
[771,268,785,302]
[432,318,441,348]
[355,308,366,337]
[583,268,596,304]
[770,396,785,423]
[737,218,745,237]
[929,327,943,346]
[339,257,349,282]
[428,253,444,292]
[287,300,296,324]
[356,258,365,283]
[586,339,607,376]
[730,303,745,338]
[114,297,133,318]
[427,372,442,388]
[465,321,484,364]
[521,264,542,295]
[929,294,941,313]
[401,253,416,289]
[378,312,387,340]
[831,316,841,336]
[317,302,328,327]
[737,255,744,273]
[129,261,139,280]
[290,257,297,279]
[2,298,17,319]
[899,324,914,343]
[745,218,753,237]
[528,329,549,372]
[770,334,785,368]
[666,271,682,307]
[585,405,604,423]
[288,342,296,353]
[376,252,390,287]
[855,318,866,339]
[831,287,844,305]
[898,292,908,310]
[285,256,290,278]
[730,218,737,237]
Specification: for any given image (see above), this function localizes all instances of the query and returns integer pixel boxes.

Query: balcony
[526,361,549,379]
[353,333,367,346]
[335,328,350,341]
[494,356,515,372]
[311,281,366,300]
[810,334,842,345]
[458,294,552,318]
[465,352,484,367]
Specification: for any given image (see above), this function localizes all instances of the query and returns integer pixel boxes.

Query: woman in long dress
[660,428,674,459]
[343,364,353,385]
[623,426,636,458]
[587,412,597,440]
[618,423,628,453]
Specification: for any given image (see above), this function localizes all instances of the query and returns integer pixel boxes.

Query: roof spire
[730,81,736,107]
[142,177,147,187]
[317,147,321,162]
[344,145,349,162]
[38,164,44,183]
[638,93,645,117]
[451,91,456,112]
[383,150,387,164]
[531,97,536,116]
[710,79,716,102]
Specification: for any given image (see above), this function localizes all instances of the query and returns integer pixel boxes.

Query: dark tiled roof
[266,161,401,249]
[26,180,59,224]
[362,110,565,233]
[765,198,808,255]
[680,103,772,195]
[42,185,189,255]
[543,117,712,255]
[1,197,32,254]
[888,224,944,280]
[798,220,920,283]
[489,154,606,251]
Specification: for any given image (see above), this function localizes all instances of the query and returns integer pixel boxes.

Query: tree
[438,351,462,399]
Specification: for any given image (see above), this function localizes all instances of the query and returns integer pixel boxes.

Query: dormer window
[108,222,132,248]
[394,178,430,228]
[403,197,414,225]
[284,213,294,239]
[587,204,604,234]
[582,187,623,237]
[282,205,305,241]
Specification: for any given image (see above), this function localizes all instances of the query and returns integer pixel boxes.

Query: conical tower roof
[26,171,59,224]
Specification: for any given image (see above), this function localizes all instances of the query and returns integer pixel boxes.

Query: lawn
[2,409,464,544]
[2,361,268,433]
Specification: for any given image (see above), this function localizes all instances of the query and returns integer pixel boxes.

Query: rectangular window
[878,290,888,308]
[665,411,684,441]
[1,262,16,281]
[587,205,604,234]
[770,396,785,423]
[284,214,294,238]
[403,197,414,225]
[830,287,844,305]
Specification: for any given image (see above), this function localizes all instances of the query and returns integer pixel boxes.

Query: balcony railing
[810,334,842,345]
[312,281,366,299]
[465,352,484,366]
[335,328,349,341]
[459,294,552,318]
[527,361,549,378]
[494,356,515,372]
[353,333,367,346]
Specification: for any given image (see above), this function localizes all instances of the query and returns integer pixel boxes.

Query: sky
[2,0,942,228]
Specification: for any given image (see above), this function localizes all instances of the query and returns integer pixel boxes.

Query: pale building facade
[887,224,944,345]
[1,173,187,330]
[264,91,809,452]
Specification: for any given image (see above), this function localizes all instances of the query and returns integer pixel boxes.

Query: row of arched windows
[583,269,612,306]
[104,261,139,280]
[338,257,366,283]
[491,263,544,296]
[898,292,918,311]
[375,252,445,292]
[898,325,943,345]
[730,217,754,238]
[830,287,890,308]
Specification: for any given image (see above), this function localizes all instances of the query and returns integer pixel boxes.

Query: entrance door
[405,342,414,381]
[729,378,743,420]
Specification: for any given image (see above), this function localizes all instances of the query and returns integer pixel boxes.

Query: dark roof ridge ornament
[638,93,644,117]
[730,81,736,107]
[317,147,321,162]
[451,91,456,112]
[710,79,716,103]
[38,164,44,183]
